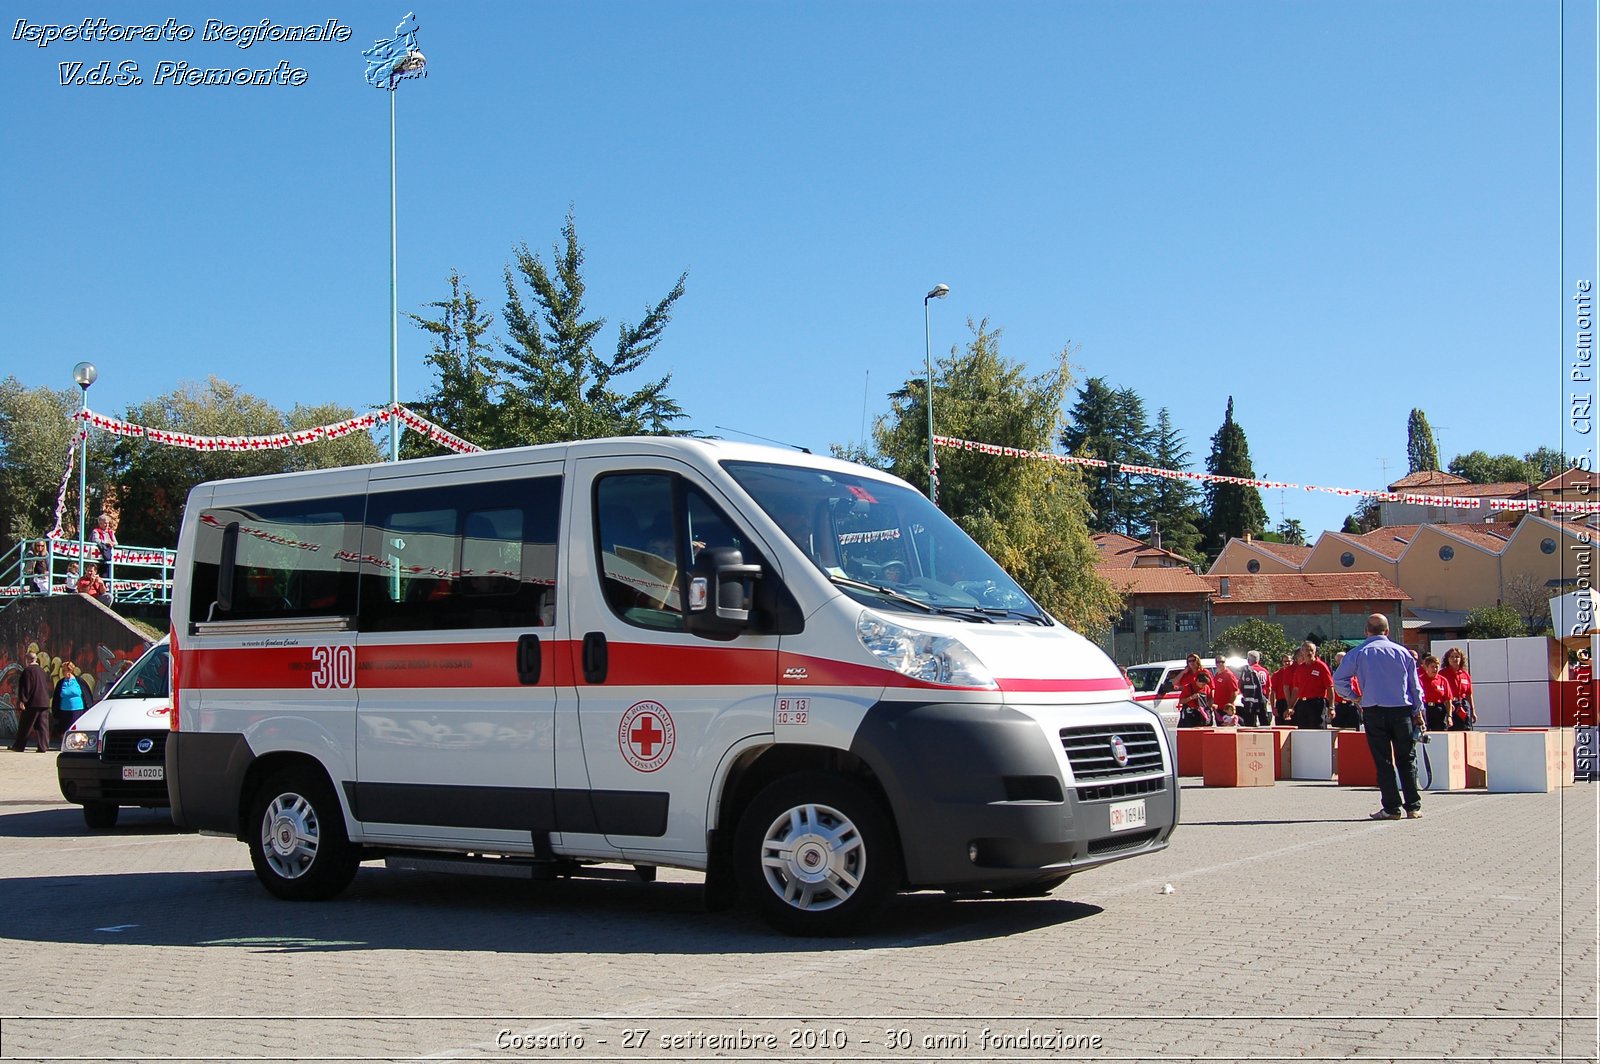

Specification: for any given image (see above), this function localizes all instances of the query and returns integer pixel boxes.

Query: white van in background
[57,638,170,829]
[166,438,1178,934]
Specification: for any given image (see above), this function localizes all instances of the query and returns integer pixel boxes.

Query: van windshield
[104,643,170,700]
[722,460,1048,623]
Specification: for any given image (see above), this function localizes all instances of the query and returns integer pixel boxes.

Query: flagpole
[389,85,399,462]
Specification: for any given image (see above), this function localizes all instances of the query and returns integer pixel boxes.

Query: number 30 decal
[310,645,355,689]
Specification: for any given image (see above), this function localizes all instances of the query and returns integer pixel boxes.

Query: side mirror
[686,546,761,640]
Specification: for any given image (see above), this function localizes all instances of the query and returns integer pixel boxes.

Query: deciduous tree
[0,377,107,557]
[873,319,1120,634]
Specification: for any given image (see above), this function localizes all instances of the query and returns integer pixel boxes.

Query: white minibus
[167,438,1177,934]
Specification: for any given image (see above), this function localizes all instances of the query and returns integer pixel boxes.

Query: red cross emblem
[618,700,675,772]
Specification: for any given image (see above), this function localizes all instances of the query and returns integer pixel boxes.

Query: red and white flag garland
[933,435,1598,516]
[48,429,85,538]
[74,405,483,456]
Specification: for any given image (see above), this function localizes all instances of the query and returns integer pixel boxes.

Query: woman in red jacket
[1440,646,1476,730]
[1419,653,1452,733]
[1175,654,1213,727]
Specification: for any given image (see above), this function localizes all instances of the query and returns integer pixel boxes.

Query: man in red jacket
[1288,642,1335,729]
[9,651,53,753]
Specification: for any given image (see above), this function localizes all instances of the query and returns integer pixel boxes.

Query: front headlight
[857,612,996,688]
[61,730,99,754]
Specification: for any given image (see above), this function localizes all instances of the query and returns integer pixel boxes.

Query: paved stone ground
[0,748,1594,1063]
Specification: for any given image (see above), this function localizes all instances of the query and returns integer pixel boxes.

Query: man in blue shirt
[1333,614,1425,820]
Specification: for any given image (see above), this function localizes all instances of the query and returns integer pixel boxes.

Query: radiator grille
[103,730,168,762]
[1059,722,1164,782]
[1076,776,1167,803]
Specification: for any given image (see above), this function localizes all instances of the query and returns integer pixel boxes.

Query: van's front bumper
[57,752,170,808]
[849,701,1177,890]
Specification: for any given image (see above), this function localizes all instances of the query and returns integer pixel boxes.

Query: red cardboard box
[1336,731,1377,787]
[1551,675,1598,728]
[1176,727,1221,777]
[1202,729,1276,787]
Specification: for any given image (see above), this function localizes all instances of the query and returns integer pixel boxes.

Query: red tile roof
[1208,573,1410,604]
[1349,527,1416,560]
[1092,533,1194,570]
[1537,467,1600,491]
[1388,470,1468,490]
[1421,481,1531,499]
[1103,568,1215,595]
[1247,540,1312,565]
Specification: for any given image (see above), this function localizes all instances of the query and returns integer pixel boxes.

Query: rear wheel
[247,767,359,901]
[82,802,118,830]
[734,772,900,936]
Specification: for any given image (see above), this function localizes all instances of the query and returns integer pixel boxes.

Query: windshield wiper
[827,574,937,612]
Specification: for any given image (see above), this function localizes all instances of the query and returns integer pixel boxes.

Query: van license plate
[1108,799,1146,832]
[122,766,163,781]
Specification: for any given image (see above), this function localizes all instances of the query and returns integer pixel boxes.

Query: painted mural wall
[0,596,155,734]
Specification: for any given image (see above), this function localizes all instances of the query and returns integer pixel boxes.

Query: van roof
[193,435,903,492]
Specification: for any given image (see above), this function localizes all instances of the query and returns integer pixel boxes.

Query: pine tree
[1060,378,1155,536]
[490,210,689,445]
[404,269,498,456]
[1145,407,1204,562]
[1202,397,1268,553]
[1406,408,1439,473]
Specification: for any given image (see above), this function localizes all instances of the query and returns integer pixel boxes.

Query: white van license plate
[1108,799,1146,832]
[122,766,163,781]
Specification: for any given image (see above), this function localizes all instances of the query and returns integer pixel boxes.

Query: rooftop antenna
[860,370,870,452]
[713,425,811,453]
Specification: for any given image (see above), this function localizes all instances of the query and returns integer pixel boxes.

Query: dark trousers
[1240,704,1271,728]
[10,707,51,753]
[1294,697,1328,728]
[1364,705,1421,814]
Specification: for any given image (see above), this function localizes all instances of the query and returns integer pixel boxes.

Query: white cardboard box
[1468,639,1510,683]
[1486,731,1559,792]
[1505,637,1558,683]
[1473,682,1511,729]
[1507,680,1553,727]
[1288,729,1336,780]
[1550,589,1600,639]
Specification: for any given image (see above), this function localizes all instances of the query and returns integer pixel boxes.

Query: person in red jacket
[1270,653,1294,725]
[1440,646,1476,730]
[1175,654,1213,727]
[1210,655,1241,717]
[1287,642,1335,729]
[1419,653,1452,732]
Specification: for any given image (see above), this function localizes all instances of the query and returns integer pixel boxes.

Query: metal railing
[1,537,174,605]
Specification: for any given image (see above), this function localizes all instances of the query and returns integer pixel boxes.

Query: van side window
[188,498,364,623]
[595,474,682,631]
[595,474,783,633]
[360,477,560,632]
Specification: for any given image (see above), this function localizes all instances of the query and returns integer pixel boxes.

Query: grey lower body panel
[849,701,1178,890]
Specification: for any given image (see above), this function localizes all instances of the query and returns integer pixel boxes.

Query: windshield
[105,643,170,700]
[722,460,1047,622]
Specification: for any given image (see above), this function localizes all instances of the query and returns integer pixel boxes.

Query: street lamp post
[363,13,427,462]
[923,283,949,504]
[72,361,97,566]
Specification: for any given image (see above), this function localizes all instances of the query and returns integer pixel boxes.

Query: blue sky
[2,1,1595,539]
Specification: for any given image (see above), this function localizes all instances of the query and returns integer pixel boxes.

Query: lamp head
[72,362,98,389]
[925,284,950,302]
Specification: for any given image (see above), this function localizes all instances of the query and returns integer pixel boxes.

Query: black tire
[82,802,119,830]
[246,766,359,901]
[734,772,901,936]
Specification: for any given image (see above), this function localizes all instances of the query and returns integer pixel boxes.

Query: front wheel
[734,772,901,936]
[247,767,359,901]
